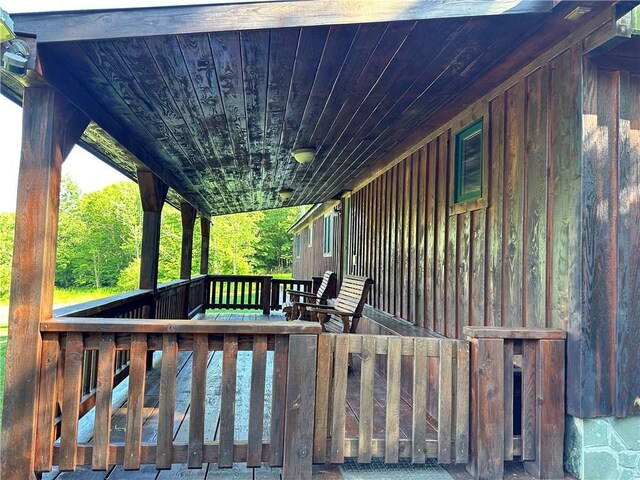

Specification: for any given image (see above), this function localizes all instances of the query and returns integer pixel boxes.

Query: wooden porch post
[199,217,210,275]
[180,203,196,317]
[138,169,168,292]
[180,202,196,280]
[1,86,88,480]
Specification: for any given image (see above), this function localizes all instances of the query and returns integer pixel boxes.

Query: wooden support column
[137,169,168,293]
[180,203,196,318]
[1,86,88,480]
[199,217,210,275]
[180,203,196,280]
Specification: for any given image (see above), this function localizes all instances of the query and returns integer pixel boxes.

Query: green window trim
[454,118,484,205]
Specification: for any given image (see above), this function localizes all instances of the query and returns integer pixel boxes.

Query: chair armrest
[307,307,354,317]
[294,301,326,308]
[286,290,317,299]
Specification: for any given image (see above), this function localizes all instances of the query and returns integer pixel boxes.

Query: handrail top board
[42,317,322,335]
[463,326,566,340]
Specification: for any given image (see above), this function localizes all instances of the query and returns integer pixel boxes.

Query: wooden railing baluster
[156,333,178,469]
[219,334,238,468]
[124,333,147,470]
[330,335,349,464]
[358,335,375,463]
[92,333,115,470]
[247,334,267,467]
[412,338,429,464]
[188,333,208,467]
[269,335,289,467]
[59,333,83,471]
[35,333,60,472]
[385,337,401,463]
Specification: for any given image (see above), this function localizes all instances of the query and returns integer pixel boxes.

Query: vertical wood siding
[292,214,341,280]
[347,47,639,418]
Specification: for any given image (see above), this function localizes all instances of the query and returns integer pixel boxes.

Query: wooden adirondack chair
[283,270,337,320]
[306,275,374,333]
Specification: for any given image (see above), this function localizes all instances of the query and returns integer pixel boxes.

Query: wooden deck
[40,311,440,479]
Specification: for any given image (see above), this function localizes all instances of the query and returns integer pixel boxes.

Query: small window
[307,225,313,247]
[323,214,333,257]
[294,234,301,258]
[454,119,483,204]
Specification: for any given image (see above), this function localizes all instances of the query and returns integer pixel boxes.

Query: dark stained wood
[124,334,148,469]
[523,67,548,328]
[435,134,448,335]
[384,337,401,463]
[615,71,640,417]
[282,335,317,480]
[411,338,428,463]
[138,169,168,292]
[521,340,537,461]
[92,334,116,470]
[269,335,289,467]
[219,334,239,468]
[503,82,525,328]
[247,335,268,467]
[188,334,208,467]
[156,334,178,469]
[486,94,505,328]
[13,1,554,43]
[1,86,87,480]
[35,334,60,472]
[199,219,210,275]
[60,333,84,471]
[523,340,565,479]
[180,203,197,281]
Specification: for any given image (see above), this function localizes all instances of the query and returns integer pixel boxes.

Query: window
[323,214,334,256]
[454,119,483,204]
[294,233,301,258]
[307,225,313,247]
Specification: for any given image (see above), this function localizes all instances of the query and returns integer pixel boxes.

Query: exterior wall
[348,40,640,418]
[292,213,341,280]
[349,45,583,338]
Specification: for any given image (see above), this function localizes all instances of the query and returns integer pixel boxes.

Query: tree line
[0,177,299,298]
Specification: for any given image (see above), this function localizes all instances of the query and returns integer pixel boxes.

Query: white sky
[0,1,218,213]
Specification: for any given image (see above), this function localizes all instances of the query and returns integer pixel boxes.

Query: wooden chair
[306,275,374,333]
[283,271,337,320]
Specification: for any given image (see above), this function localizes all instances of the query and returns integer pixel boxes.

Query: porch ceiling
[2,1,613,216]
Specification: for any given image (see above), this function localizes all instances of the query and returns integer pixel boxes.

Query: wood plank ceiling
[37,13,559,216]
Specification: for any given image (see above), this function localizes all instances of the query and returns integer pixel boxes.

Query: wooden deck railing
[205,275,315,314]
[270,278,313,310]
[52,278,207,425]
[35,318,322,479]
[464,327,566,479]
[313,333,470,465]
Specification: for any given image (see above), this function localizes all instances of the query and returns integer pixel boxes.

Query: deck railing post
[262,276,272,315]
[1,86,88,480]
[464,327,566,480]
[283,334,318,480]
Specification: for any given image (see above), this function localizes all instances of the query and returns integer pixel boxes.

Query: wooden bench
[306,275,374,333]
[283,271,336,320]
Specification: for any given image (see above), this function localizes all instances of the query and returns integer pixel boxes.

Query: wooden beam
[180,203,196,280]
[199,217,210,275]
[12,0,554,43]
[138,169,168,291]
[0,86,87,480]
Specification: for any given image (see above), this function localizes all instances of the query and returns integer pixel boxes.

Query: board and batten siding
[293,213,341,281]
[348,45,640,418]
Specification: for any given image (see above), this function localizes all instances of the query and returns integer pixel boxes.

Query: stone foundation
[565,415,640,479]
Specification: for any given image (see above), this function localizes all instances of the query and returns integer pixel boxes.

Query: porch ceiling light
[0,8,16,43]
[278,188,294,200]
[291,147,316,164]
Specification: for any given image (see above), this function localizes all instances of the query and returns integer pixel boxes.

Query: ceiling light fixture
[564,6,591,21]
[278,188,294,200]
[291,147,316,164]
